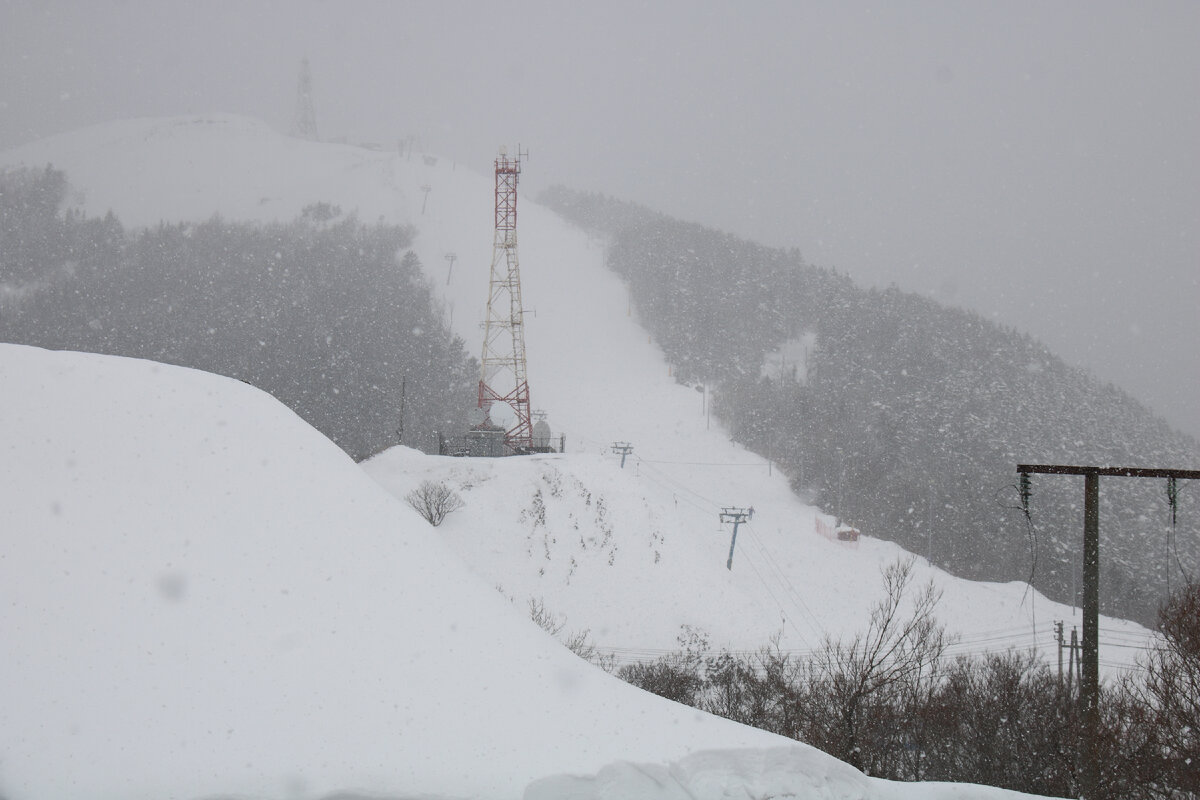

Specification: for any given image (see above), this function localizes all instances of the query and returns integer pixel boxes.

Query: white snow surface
[0,114,1123,798]
[0,346,1054,800]
[526,747,1053,800]
[0,343,788,799]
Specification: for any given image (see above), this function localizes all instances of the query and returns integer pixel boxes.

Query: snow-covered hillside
[0,343,786,798]
[2,113,1146,665]
[7,112,1142,662]
[0,114,1157,796]
[0,343,1049,800]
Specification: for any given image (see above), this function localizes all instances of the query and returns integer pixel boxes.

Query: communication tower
[292,57,319,141]
[477,146,533,450]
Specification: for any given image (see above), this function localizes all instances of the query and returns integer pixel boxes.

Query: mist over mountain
[540,186,1200,627]
[0,165,476,460]
[4,150,1193,629]
[3,112,1193,797]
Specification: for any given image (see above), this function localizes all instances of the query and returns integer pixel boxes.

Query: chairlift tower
[477,146,533,450]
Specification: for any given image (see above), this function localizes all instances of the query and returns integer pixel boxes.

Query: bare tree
[405,479,465,526]
[1117,580,1200,798]
[527,596,615,671]
[804,557,950,773]
[1151,580,1200,786]
[527,596,565,636]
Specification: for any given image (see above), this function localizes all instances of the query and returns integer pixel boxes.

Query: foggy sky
[3,0,1198,440]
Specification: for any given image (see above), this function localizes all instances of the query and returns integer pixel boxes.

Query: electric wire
[633,454,827,646]
[727,535,817,650]
[597,447,1159,676]
[632,456,719,513]
[740,521,825,645]
[639,458,770,467]
[1166,477,1192,587]
[994,474,1038,608]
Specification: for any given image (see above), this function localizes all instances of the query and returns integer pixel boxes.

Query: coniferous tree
[0,168,476,460]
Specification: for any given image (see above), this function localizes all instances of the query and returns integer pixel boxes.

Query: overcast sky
[3,0,1198,439]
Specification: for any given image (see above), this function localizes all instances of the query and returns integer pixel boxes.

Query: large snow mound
[0,343,795,800]
[0,112,1073,798]
[0,343,1053,800]
[526,747,1054,800]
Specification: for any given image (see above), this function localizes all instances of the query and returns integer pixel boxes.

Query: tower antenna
[292,57,319,141]
[477,146,534,451]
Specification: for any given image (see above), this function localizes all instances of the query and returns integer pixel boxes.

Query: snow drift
[0,343,1056,800]
[0,343,793,799]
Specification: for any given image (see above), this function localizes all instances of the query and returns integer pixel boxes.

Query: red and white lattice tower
[477,146,533,450]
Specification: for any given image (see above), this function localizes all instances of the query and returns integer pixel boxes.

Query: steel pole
[1081,472,1100,799]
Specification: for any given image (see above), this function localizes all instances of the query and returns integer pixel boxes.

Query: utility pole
[1055,620,1064,685]
[1072,627,1081,684]
[612,442,633,468]
[1017,463,1200,800]
[444,252,457,285]
[720,507,754,570]
[396,376,406,445]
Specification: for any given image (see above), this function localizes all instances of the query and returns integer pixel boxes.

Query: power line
[579,447,1162,683]
[634,457,720,513]
[741,522,825,645]
[728,541,814,649]
[639,458,770,467]
[629,455,824,644]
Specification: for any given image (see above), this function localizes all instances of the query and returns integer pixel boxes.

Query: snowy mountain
[1,113,1154,667]
[0,114,1156,797]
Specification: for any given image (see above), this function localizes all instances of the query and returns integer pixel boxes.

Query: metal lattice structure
[291,57,319,141]
[477,147,533,450]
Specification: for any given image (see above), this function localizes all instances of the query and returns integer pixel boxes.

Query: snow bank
[526,747,874,800]
[525,747,1056,800]
[0,112,1078,799]
[0,343,790,800]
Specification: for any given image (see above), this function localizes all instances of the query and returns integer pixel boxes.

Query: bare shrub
[1149,580,1200,788]
[619,658,704,706]
[528,596,615,671]
[1115,580,1200,798]
[564,628,616,672]
[606,572,1200,797]
[527,596,565,636]
[803,557,950,773]
[405,479,465,526]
